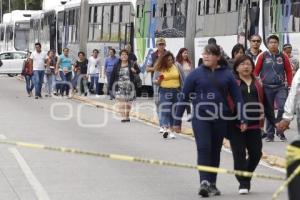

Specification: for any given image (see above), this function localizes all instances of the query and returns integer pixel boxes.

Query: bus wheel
[7,74,15,77]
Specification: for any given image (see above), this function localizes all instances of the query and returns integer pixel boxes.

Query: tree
[2,0,42,14]
[27,0,42,10]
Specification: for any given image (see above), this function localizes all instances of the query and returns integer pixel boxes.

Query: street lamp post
[25,0,27,10]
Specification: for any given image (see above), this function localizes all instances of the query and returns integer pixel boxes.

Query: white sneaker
[239,188,249,195]
[168,132,176,139]
[187,114,192,122]
[159,127,164,134]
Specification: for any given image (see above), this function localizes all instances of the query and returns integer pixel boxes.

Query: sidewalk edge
[72,95,286,169]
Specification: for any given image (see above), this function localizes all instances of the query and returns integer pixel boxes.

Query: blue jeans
[106,71,113,97]
[33,70,45,97]
[77,74,88,94]
[72,73,79,90]
[89,74,99,94]
[25,75,34,94]
[45,73,55,95]
[192,119,227,183]
[264,85,288,136]
[159,88,180,128]
[59,71,72,96]
[153,85,163,127]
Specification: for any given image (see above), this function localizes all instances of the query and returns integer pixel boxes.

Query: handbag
[133,73,142,88]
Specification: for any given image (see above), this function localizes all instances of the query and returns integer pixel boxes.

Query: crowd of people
[146,36,299,197]
[21,35,300,197]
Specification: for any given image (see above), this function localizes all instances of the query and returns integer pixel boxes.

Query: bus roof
[89,0,133,4]
[64,0,133,10]
[64,0,81,9]
[42,0,71,10]
[3,10,42,23]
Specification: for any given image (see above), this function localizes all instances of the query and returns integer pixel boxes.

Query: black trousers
[229,126,262,187]
[192,119,227,184]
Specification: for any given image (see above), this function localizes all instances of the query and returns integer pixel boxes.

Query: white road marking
[9,148,50,200]
[0,134,7,139]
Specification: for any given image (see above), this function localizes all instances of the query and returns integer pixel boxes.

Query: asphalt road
[0,76,288,200]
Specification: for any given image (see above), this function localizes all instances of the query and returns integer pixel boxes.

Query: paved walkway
[73,94,300,168]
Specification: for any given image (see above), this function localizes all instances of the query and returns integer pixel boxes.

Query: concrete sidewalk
[72,94,299,169]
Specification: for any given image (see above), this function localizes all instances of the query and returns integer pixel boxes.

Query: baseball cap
[156,37,166,45]
[283,43,292,49]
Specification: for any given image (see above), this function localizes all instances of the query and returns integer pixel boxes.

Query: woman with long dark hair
[230,55,264,195]
[174,44,246,197]
[176,48,193,121]
[153,51,185,139]
[228,44,245,69]
[176,48,193,75]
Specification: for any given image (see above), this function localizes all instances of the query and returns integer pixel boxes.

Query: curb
[72,95,287,169]
[15,76,286,169]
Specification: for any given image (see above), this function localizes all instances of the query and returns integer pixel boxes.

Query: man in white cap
[146,37,167,134]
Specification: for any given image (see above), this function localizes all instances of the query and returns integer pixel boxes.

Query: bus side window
[216,0,228,13]
[198,0,205,16]
[102,5,111,41]
[206,0,216,15]
[152,4,156,18]
[0,28,4,41]
[110,5,120,42]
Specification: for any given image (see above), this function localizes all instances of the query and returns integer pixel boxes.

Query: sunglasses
[251,40,261,43]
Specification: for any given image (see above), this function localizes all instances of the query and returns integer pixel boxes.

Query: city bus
[134,0,188,91]
[194,0,300,64]
[29,6,64,54]
[64,0,134,62]
[0,10,41,52]
[24,0,300,94]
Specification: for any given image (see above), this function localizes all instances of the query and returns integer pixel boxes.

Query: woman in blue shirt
[56,48,73,97]
[174,44,247,197]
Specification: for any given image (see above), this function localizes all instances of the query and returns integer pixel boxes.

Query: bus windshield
[14,22,30,51]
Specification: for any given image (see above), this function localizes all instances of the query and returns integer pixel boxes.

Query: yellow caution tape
[0,139,285,181]
[272,144,300,200]
[286,144,300,166]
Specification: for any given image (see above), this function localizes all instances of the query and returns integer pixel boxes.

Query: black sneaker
[209,183,221,196]
[265,135,274,142]
[261,130,268,139]
[198,180,210,197]
[163,131,169,139]
[35,96,39,99]
[279,134,287,142]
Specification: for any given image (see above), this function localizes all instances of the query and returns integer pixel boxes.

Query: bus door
[119,22,134,50]
[57,11,64,55]
[49,13,57,50]
[248,0,260,36]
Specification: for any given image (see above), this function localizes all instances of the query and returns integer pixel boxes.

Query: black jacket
[109,60,141,91]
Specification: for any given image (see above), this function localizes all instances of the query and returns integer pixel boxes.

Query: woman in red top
[21,52,34,97]
[230,55,264,195]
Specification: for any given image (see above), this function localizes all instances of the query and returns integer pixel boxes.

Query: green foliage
[2,0,42,14]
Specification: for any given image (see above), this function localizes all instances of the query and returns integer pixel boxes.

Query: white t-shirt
[88,56,101,75]
[30,51,47,71]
